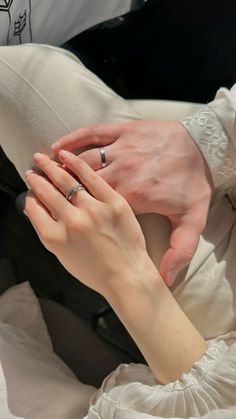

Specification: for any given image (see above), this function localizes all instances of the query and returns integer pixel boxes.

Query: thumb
[160,221,202,287]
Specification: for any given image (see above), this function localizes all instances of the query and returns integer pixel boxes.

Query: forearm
[105,268,207,385]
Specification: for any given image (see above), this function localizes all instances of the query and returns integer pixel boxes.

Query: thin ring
[66,183,85,202]
[99,147,107,168]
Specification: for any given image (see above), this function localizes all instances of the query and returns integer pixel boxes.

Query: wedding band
[66,183,85,202]
[99,147,107,168]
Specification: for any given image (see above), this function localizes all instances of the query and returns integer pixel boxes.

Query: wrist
[104,263,207,384]
[103,257,163,306]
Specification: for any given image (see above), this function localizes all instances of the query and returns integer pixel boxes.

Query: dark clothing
[72,0,236,103]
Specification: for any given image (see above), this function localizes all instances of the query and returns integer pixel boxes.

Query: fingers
[78,145,113,171]
[51,122,128,153]
[160,217,205,287]
[25,169,71,220]
[59,150,118,203]
[32,153,95,207]
[24,190,60,244]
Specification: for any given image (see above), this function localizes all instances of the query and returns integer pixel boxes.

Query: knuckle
[111,198,127,218]
[92,135,101,146]
[54,170,69,187]
[64,212,91,233]
[40,230,58,247]
[126,184,146,202]
[64,213,80,230]
[90,125,103,145]
[122,160,136,172]
[41,229,66,250]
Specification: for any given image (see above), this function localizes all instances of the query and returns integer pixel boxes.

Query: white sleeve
[86,333,236,418]
[181,84,236,190]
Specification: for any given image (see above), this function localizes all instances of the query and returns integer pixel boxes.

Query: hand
[25,151,207,386]
[51,120,214,286]
[24,151,157,297]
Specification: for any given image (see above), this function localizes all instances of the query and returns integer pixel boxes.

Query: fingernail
[51,142,59,151]
[166,268,177,287]
[59,150,71,160]
[33,152,46,161]
[23,209,29,218]
[25,169,34,177]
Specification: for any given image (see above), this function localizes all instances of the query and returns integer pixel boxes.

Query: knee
[0,44,78,72]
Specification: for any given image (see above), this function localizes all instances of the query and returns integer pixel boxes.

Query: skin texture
[51,119,214,286]
[24,150,207,384]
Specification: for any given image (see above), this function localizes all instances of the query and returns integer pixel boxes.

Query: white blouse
[86,335,236,418]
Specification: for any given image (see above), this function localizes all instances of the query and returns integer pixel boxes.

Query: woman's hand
[25,151,207,384]
[24,150,157,297]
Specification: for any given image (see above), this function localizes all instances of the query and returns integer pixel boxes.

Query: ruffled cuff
[181,106,236,190]
[155,339,225,392]
[87,338,236,418]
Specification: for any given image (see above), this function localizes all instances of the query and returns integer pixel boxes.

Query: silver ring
[66,183,85,202]
[99,147,107,168]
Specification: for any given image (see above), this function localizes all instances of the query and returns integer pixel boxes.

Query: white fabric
[0,282,95,419]
[182,83,236,192]
[0,44,236,418]
[0,0,132,46]
[87,335,236,418]
[128,99,202,120]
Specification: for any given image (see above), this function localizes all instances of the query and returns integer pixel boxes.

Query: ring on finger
[98,147,107,169]
[66,183,85,202]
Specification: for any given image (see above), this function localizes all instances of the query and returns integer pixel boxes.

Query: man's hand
[51,120,214,286]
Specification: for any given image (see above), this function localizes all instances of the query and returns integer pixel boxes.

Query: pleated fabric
[86,334,236,418]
